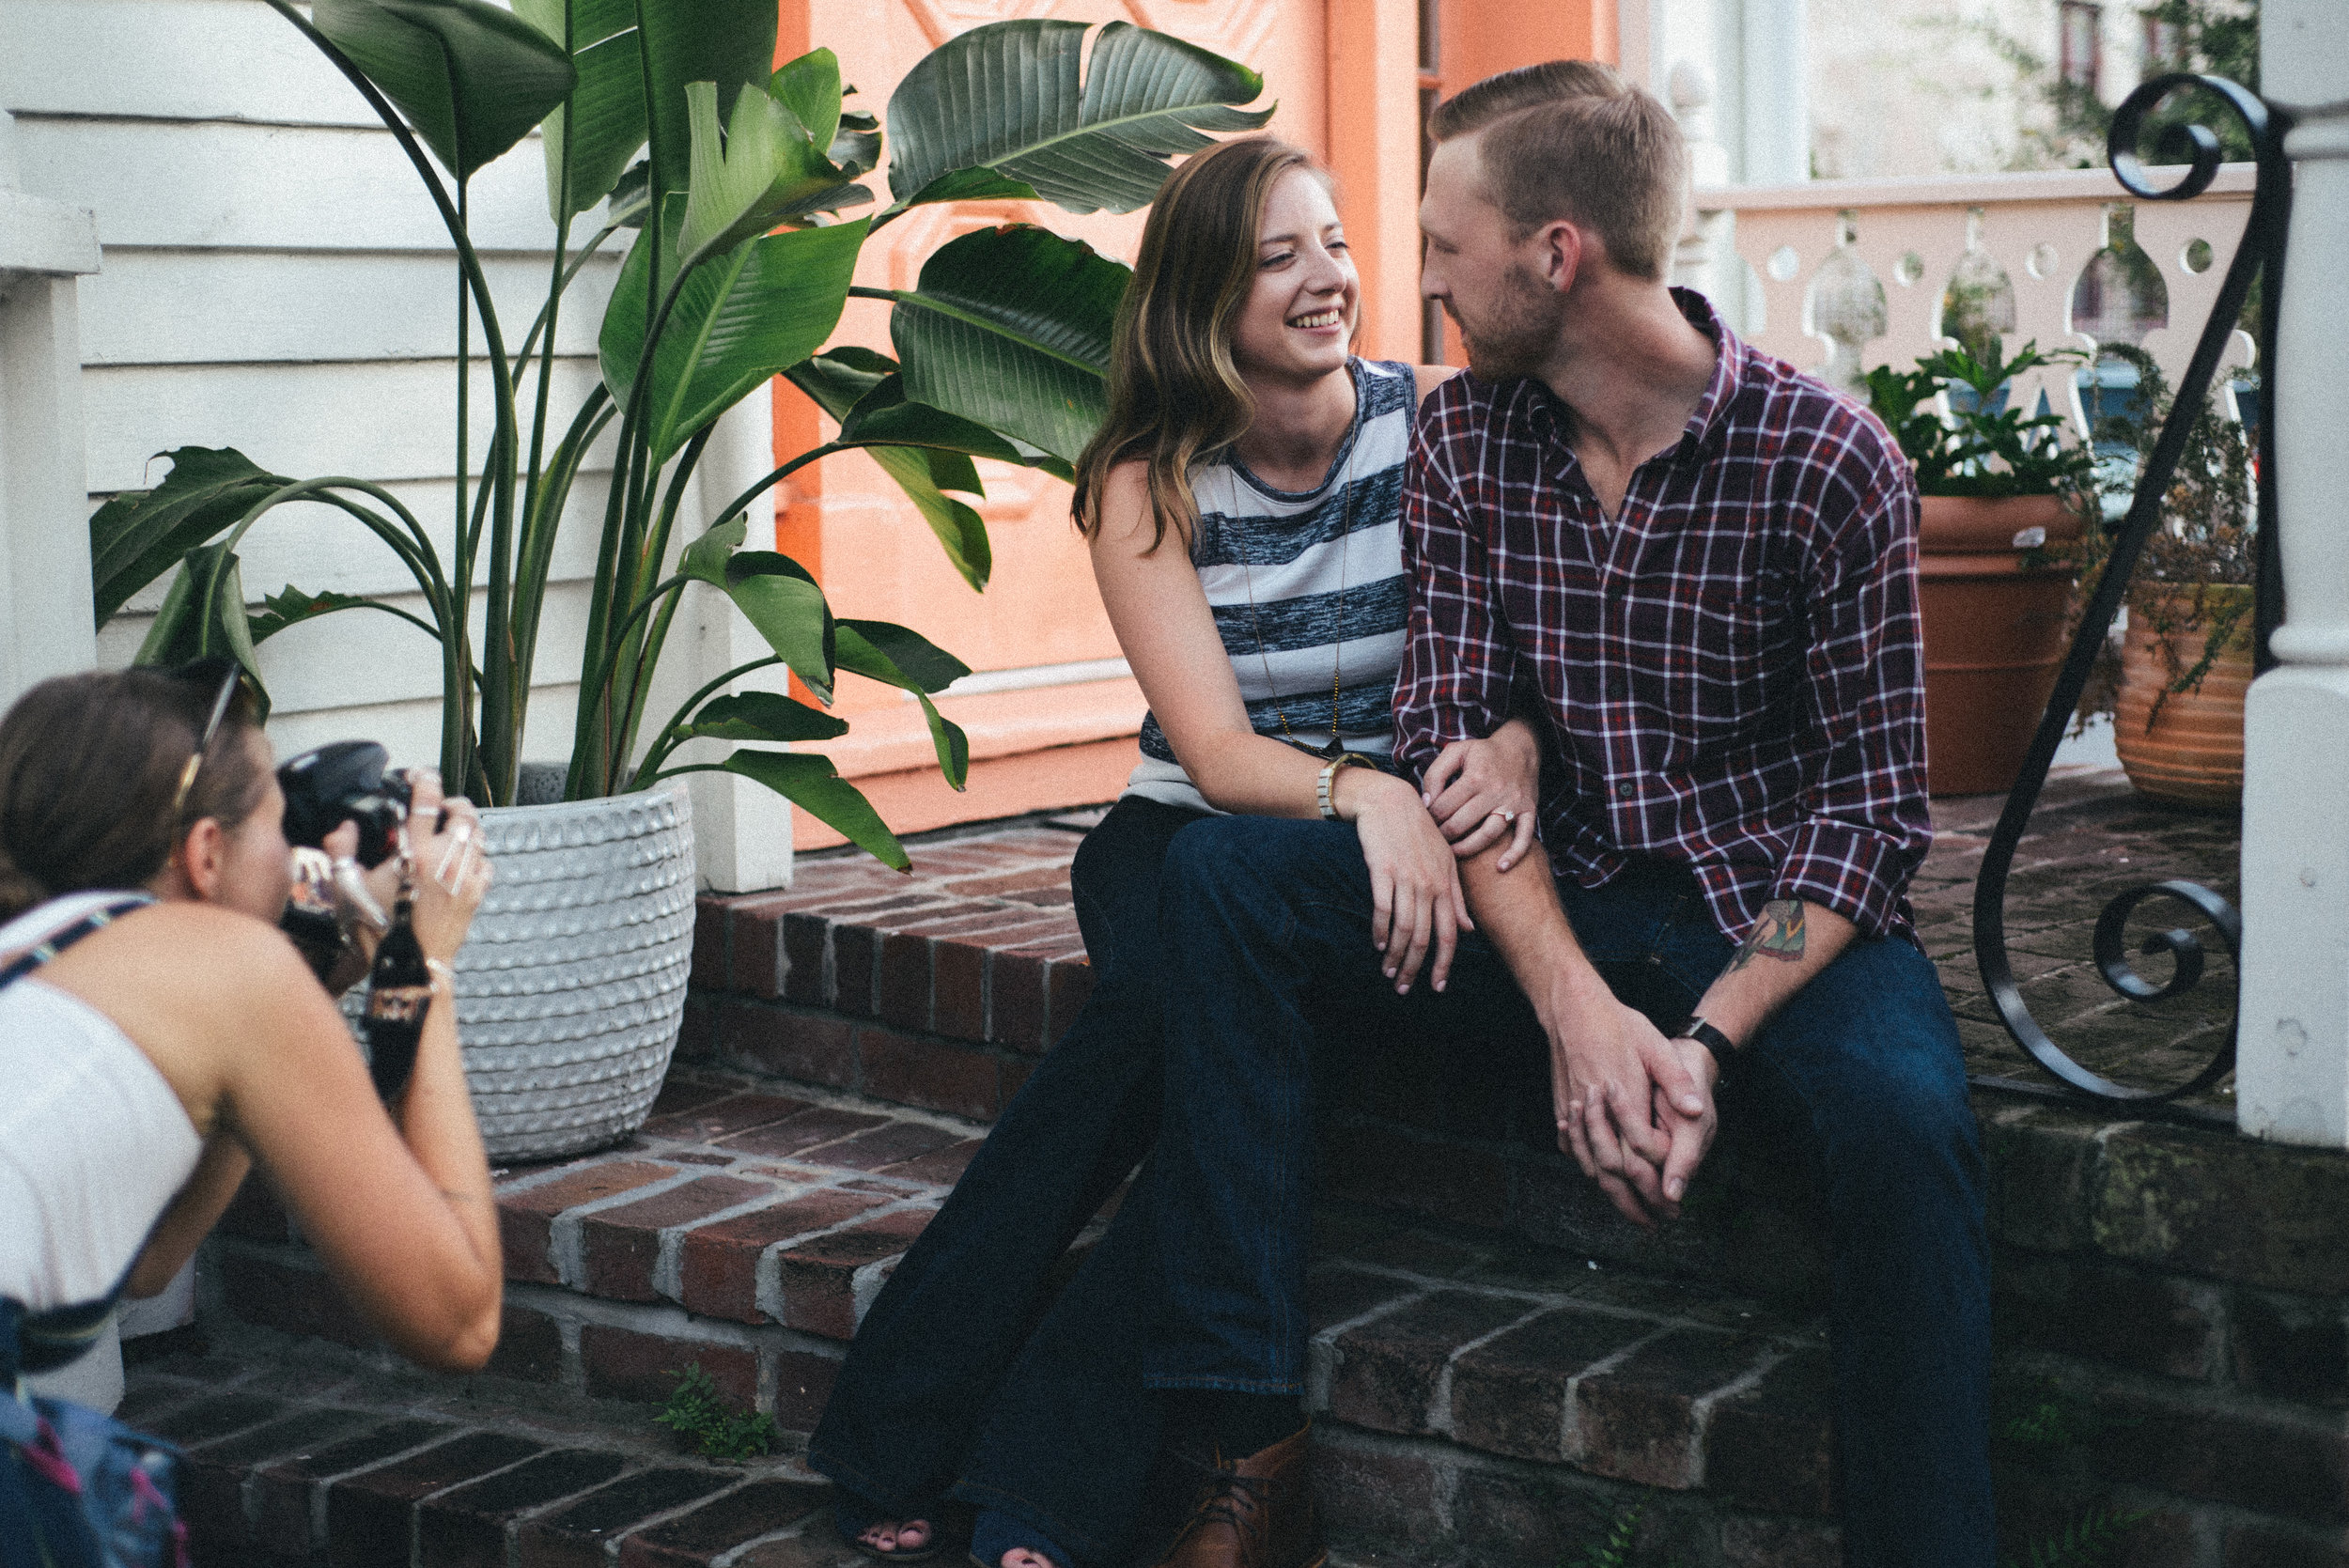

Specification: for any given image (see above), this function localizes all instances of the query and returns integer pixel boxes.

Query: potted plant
[1863,340,2097,796]
[87,0,1267,1157]
[2079,346,2256,811]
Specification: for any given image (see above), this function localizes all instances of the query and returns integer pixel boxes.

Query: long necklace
[1234,424,1354,763]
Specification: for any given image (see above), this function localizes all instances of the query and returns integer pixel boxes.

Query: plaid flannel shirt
[1394,289,1931,943]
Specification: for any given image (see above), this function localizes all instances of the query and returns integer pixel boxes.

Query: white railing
[1686,164,2259,427]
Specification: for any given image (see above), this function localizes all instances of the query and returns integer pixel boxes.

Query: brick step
[203,1057,2349,1566]
[207,1066,1854,1565]
[125,1337,1460,1568]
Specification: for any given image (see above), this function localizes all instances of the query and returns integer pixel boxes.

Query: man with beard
[1142,62,1992,1568]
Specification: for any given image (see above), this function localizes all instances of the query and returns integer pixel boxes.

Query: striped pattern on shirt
[1123,357,1417,815]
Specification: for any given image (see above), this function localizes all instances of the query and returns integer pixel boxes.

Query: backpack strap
[0,897,152,990]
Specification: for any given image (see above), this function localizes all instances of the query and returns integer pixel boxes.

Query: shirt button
[1614,783,1633,799]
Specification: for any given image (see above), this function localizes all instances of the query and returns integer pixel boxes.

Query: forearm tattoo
[1728,899,1807,972]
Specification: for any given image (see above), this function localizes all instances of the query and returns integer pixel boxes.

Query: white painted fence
[1688,164,2259,421]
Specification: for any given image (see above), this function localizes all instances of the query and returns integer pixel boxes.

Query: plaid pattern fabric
[1394,289,1931,942]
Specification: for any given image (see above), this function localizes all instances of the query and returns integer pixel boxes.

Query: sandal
[833,1487,957,1563]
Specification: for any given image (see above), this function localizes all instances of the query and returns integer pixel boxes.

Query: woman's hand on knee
[1345,770,1474,995]
[1422,722,1540,872]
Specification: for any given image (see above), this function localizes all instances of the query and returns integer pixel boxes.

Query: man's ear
[1538,221,1584,294]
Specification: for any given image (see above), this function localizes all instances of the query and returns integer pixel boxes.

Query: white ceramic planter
[451,783,696,1161]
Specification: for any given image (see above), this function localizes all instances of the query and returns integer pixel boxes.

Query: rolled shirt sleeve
[1769,432,1934,938]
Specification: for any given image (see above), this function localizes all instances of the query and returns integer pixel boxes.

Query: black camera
[277,741,411,867]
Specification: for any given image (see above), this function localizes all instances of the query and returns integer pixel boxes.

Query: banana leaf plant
[91,1,1268,868]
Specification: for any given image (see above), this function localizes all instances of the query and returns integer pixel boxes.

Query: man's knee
[1769,941,1979,1167]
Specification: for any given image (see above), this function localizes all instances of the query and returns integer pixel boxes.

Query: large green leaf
[836,619,969,693]
[637,0,774,200]
[718,748,907,870]
[134,546,272,722]
[674,689,848,743]
[248,584,444,650]
[719,551,835,700]
[676,80,864,272]
[513,0,646,221]
[889,225,1127,463]
[838,376,1022,464]
[89,447,291,627]
[313,0,576,183]
[677,513,749,584]
[779,354,991,589]
[868,445,991,593]
[885,20,1271,216]
[677,519,833,698]
[835,619,970,787]
[784,348,896,420]
[601,214,869,463]
[769,50,844,161]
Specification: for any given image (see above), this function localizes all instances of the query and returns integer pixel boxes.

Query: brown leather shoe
[1153,1422,1325,1568]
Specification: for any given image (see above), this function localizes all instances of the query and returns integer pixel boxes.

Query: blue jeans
[808,797,1205,1568]
[1144,815,1993,1568]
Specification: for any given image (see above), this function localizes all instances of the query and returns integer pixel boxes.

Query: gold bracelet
[1316,753,1370,820]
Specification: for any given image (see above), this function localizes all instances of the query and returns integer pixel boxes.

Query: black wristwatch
[1679,1016,1735,1079]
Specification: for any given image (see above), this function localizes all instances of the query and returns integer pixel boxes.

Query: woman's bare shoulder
[51,902,313,1015]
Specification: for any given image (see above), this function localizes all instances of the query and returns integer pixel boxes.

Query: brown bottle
[362,887,430,1101]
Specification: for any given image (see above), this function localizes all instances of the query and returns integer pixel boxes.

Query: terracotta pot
[2113,586,2252,811]
[1917,494,2086,796]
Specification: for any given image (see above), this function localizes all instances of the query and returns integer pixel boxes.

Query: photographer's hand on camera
[396,769,492,965]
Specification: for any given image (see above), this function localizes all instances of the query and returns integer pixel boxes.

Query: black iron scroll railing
[1972,72,2293,1110]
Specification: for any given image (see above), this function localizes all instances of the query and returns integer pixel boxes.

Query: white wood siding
[7,0,626,768]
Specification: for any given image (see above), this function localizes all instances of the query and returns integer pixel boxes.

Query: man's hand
[1547,997,1713,1227]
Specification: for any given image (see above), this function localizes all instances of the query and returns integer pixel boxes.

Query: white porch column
[0,110,101,711]
[1735,0,1808,186]
[2237,0,2349,1146]
[679,380,799,893]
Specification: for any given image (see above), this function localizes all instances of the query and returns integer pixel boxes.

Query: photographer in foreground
[0,662,502,1381]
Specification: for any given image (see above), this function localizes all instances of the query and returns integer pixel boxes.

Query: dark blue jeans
[1144,815,1993,1568]
[807,796,1204,1568]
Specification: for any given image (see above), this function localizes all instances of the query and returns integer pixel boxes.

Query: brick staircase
[179,780,2349,1567]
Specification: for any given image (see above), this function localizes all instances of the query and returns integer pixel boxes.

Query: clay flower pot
[2113,585,2252,810]
[1916,494,2086,796]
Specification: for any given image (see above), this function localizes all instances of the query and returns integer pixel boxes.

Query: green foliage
[1560,1505,1688,1568]
[1862,340,2095,500]
[653,1364,776,1460]
[2001,1509,2151,1568]
[91,3,1267,868]
[312,0,576,182]
[2070,345,2257,724]
[1931,0,2259,173]
[882,20,1273,215]
[1991,1373,2144,1456]
[1563,1505,1642,1568]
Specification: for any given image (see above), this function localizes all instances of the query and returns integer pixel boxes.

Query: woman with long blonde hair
[810,137,1539,1568]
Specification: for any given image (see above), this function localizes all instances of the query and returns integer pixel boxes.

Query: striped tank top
[1123,357,1416,814]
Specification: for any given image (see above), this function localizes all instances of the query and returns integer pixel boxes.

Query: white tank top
[0,893,203,1311]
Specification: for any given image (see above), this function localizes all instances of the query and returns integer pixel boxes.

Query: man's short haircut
[1427,60,1687,281]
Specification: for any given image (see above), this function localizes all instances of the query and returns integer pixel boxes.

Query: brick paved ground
[1921,768,2240,1111]
[157,766,2349,1568]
